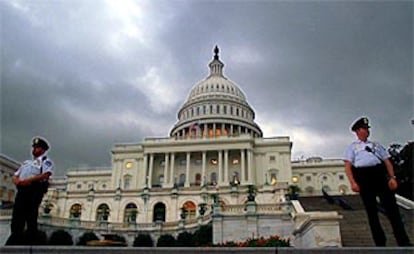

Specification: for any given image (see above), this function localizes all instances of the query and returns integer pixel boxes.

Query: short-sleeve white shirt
[343,140,389,168]
[14,155,53,180]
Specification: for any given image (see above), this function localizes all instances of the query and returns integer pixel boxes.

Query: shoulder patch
[44,161,53,167]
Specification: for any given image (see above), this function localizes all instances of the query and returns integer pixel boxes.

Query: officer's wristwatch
[388,175,397,181]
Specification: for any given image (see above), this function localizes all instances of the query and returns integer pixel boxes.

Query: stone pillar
[202,151,206,185]
[148,154,154,188]
[213,123,216,137]
[247,149,253,184]
[170,153,175,185]
[224,150,229,184]
[143,154,148,188]
[163,153,169,187]
[185,152,190,187]
[218,150,223,184]
[241,149,246,183]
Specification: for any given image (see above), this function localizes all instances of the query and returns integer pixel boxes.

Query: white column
[213,123,216,137]
[163,153,169,187]
[170,153,175,185]
[185,152,191,187]
[241,149,246,183]
[230,125,234,136]
[148,154,154,188]
[247,149,253,184]
[143,155,148,188]
[218,150,223,184]
[224,150,229,184]
[202,151,206,186]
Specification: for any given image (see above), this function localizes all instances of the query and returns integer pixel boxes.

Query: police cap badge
[351,117,370,132]
[32,137,50,151]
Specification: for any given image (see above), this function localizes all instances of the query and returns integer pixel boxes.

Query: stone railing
[39,213,212,232]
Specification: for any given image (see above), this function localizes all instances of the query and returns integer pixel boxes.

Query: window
[179,174,186,187]
[216,105,220,114]
[124,203,138,223]
[180,159,186,165]
[153,203,166,222]
[231,171,240,185]
[160,160,165,167]
[96,204,110,221]
[195,173,201,186]
[125,162,133,169]
[270,173,277,185]
[306,176,312,182]
[124,175,131,189]
[269,156,276,162]
[339,174,345,181]
[159,174,164,184]
[232,158,239,165]
[195,159,202,165]
[70,204,82,219]
[210,172,217,185]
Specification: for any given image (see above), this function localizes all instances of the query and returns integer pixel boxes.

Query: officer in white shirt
[6,137,53,245]
[344,117,411,246]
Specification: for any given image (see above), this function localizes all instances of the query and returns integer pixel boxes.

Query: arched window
[96,204,110,221]
[124,203,138,223]
[70,203,82,219]
[153,202,166,222]
[182,201,196,220]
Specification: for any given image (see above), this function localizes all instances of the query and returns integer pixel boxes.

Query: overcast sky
[1,0,413,176]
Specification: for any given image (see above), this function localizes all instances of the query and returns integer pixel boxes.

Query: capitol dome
[170,46,263,139]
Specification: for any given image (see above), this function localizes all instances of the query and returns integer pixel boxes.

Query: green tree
[49,230,73,245]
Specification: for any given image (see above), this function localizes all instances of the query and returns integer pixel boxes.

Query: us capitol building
[1,47,349,246]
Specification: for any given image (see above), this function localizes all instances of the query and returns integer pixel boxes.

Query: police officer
[344,117,411,246]
[6,137,54,245]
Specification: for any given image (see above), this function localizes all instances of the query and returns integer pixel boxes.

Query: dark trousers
[6,185,44,245]
[353,164,411,246]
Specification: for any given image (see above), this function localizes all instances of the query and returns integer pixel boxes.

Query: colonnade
[142,149,254,188]
[173,122,261,139]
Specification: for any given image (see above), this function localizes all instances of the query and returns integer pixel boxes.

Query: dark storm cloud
[1,0,412,175]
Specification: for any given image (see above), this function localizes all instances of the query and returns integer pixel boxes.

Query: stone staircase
[298,195,414,247]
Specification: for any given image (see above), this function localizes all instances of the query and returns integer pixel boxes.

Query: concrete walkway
[1,246,414,254]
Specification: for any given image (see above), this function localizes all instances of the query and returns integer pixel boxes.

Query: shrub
[49,230,73,245]
[216,235,290,247]
[193,224,212,246]
[77,231,99,246]
[176,231,194,247]
[156,234,176,247]
[133,233,153,247]
[33,230,48,245]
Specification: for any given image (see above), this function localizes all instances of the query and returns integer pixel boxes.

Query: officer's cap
[351,117,370,132]
[32,137,50,151]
